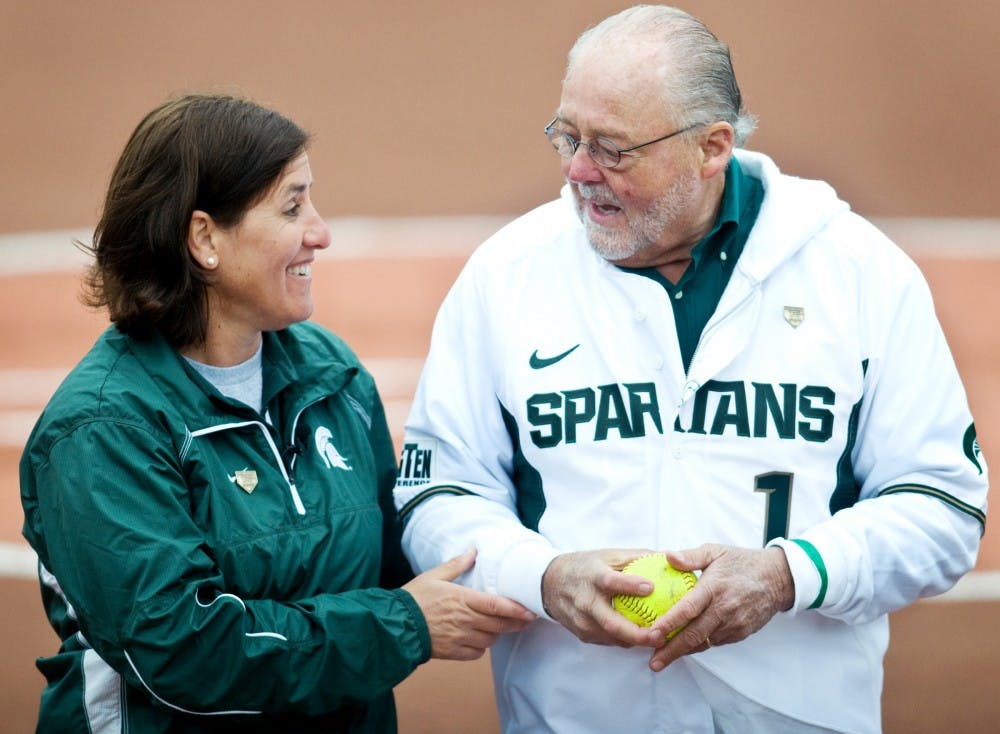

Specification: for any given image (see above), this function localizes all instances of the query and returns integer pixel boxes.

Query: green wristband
[791,538,828,609]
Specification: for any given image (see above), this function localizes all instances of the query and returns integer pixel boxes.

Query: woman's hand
[403,547,537,660]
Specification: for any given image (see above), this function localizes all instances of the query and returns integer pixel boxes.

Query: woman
[19,94,534,732]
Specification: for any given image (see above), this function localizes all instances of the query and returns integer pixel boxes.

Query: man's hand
[646,544,794,671]
[541,549,666,647]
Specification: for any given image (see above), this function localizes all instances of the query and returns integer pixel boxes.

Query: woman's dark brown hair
[82,93,309,347]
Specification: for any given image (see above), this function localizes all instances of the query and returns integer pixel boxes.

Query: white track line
[1,217,998,276]
[0,542,36,579]
[0,229,92,274]
[0,216,511,275]
[363,357,425,395]
[872,217,1000,259]
[0,368,70,406]
[0,409,43,448]
[923,570,1000,603]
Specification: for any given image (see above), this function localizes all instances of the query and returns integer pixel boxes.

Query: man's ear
[699,122,735,180]
[188,210,220,270]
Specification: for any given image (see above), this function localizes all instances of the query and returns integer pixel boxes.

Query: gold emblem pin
[234,469,258,494]
[783,306,805,328]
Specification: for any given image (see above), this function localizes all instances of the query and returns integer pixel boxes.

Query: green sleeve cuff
[790,538,828,609]
[395,587,433,664]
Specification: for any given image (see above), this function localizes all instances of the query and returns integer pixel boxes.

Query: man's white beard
[576,172,700,263]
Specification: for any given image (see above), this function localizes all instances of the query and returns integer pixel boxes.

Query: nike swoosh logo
[529,344,580,369]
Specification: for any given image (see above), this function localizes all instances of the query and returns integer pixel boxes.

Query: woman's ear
[188,210,219,269]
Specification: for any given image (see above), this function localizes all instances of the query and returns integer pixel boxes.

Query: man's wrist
[766,545,795,612]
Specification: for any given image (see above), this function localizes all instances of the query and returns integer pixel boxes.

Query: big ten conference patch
[397,439,437,487]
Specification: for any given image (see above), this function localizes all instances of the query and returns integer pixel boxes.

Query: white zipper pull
[679,380,700,407]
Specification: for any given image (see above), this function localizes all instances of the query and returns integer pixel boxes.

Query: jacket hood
[733,149,850,283]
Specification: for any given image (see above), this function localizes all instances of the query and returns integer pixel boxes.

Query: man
[394,5,988,733]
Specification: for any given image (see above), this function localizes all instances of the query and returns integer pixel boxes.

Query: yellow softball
[612,553,697,639]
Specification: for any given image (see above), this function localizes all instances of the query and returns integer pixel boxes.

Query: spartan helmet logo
[963,423,983,475]
[315,426,353,471]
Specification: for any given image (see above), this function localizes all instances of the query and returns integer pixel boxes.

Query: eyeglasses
[543,117,701,168]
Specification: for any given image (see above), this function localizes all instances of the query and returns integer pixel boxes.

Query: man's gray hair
[566,5,757,146]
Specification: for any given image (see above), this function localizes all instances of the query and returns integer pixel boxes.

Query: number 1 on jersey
[755,471,793,545]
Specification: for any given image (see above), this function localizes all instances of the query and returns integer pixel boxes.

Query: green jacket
[20,323,430,733]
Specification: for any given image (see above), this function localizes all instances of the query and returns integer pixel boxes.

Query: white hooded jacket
[394,150,987,733]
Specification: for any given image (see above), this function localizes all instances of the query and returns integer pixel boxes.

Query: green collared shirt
[620,156,764,372]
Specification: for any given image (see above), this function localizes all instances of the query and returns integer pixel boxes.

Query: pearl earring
[206,256,217,267]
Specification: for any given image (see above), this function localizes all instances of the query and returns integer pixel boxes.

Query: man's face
[555,51,706,266]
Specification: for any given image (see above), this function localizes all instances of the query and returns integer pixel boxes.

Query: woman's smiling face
[206,152,331,341]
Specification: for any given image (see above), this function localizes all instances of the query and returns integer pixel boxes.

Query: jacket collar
[123,325,357,425]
